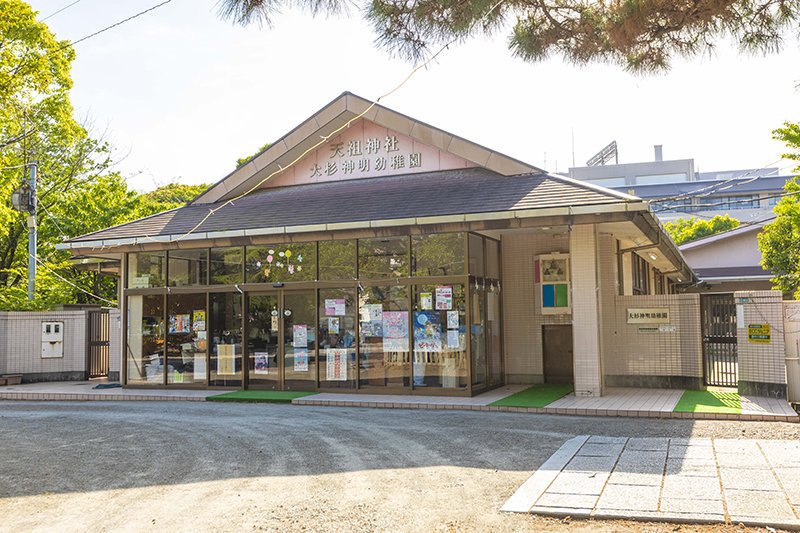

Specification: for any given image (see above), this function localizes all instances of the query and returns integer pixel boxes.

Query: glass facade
[124,232,503,395]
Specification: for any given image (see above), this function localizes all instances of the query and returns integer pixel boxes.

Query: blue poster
[413,311,442,352]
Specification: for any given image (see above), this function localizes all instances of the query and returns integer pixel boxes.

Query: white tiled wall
[0,311,88,375]
[736,290,786,385]
[604,294,702,378]
[501,231,570,382]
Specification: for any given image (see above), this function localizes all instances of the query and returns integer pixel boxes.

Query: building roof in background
[617,175,794,199]
[696,168,780,181]
[64,168,636,245]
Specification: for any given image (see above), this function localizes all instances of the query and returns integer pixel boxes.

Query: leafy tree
[135,182,209,218]
[0,1,207,311]
[664,215,740,246]
[236,142,270,169]
[218,0,800,72]
[759,124,800,297]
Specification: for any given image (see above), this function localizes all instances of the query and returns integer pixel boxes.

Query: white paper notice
[447,310,459,329]
[447,329,460,349]
[293,324,308,348]
[420,292,433,310]
[194,353,206,380]
[326,348,348,381]
[435,286,453,310]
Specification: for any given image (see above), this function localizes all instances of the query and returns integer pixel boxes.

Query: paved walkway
[0,380,217,401]
[502,435,800,529]
[1,382,797,422]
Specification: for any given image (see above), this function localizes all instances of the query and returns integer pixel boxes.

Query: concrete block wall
[736,290,787,398]
[108,308,122,382]
[501,231,570,384]
[0,310,89,381]
[603,294,703,389]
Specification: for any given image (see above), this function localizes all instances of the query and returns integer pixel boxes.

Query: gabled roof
[63,168,639,247]
[192,92,546,204]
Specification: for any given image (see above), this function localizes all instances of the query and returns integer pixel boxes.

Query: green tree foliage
[136,182,208,218]
[0,1,208,310]
[236,142,270,169]
[759,123,800,297]
[218,0,800,72]
[664,215,740,246]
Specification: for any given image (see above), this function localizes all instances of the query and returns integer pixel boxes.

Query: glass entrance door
[246,293,281,389]
[246,290,317,390]
[283,291,317,390]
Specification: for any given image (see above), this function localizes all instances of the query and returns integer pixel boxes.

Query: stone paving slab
[502,435,800,529]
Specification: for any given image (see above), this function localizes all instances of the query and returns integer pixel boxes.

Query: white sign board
[627,308,670,324]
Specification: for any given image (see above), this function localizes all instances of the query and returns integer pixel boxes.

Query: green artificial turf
[673,388,741,414]
[490,384,573,408]
[206,390,317,403]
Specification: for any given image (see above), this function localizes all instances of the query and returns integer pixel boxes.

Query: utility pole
[27,161,37,300]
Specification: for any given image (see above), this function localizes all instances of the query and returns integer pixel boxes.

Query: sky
[27,0,800,192]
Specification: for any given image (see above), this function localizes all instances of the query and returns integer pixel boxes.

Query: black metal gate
[701,293,738,387]
[87,309,110,378]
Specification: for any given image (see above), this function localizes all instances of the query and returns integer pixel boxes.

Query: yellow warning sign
[747,324,771,344]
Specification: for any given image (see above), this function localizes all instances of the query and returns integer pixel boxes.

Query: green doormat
[490,384,573,408]
[674,388,741,414]
[206,390,317,403]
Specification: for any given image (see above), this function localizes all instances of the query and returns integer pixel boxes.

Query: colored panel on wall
[555,284,568,307]
[542,284,555,307]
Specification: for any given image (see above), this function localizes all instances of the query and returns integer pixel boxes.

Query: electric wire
[143,0,510,244]
[40,0,83,22]
[29,253,117,305]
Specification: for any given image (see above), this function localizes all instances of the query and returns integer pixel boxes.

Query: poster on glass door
[326,348,347,381]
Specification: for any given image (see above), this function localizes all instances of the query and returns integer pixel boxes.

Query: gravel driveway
[1,401,798,532]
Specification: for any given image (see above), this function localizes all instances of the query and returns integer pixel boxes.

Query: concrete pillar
[570,225,604,396]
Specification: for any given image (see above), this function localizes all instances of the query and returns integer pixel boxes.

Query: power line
[133,0,508,245]
[652,187,800,214]
[40,0,83,22]
[30,253,117,306]
[56,0,174,52]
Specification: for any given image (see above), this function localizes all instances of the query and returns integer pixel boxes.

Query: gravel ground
[0,401,798,533]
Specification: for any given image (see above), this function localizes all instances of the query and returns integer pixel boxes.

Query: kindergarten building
[59,93,787,398]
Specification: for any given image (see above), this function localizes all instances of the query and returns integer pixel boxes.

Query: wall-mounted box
[41,321,64,358]
[535,253,571,315]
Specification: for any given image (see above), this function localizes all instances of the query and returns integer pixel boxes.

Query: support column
[570,225,604,397]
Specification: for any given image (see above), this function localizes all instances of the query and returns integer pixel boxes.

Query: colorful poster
[169,314,191,334]
[326,348,348,381]
[413,311,442,352]
[360,304,384,337]
[217,344,236,375]
[420,292,433,310]
[325,298,346,316]
[382,311,408,352]
[192,310,206,332]
[294,348,309,371]
[435,286,453,310]
[328,317,339,334]
[253,352,270,375]
[447,329,460,349]
[293,324,308,347]
[447,310,459,329]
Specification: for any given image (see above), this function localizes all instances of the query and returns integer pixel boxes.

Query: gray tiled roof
[67,168,633,243]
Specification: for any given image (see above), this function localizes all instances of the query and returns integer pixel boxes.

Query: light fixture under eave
[648,252,658,261]
[677,277,683,282]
